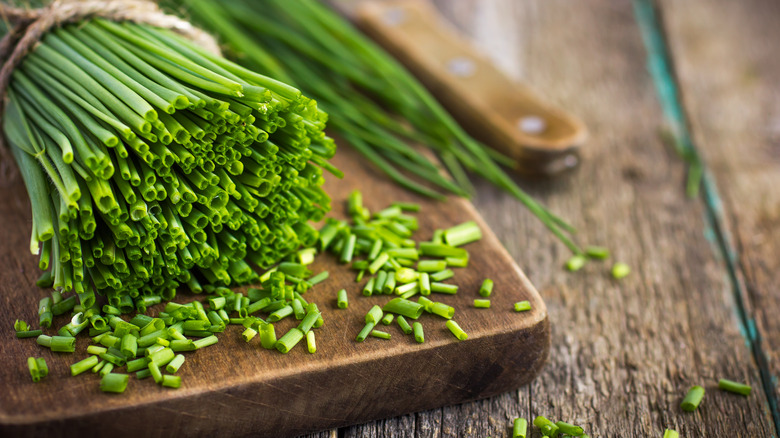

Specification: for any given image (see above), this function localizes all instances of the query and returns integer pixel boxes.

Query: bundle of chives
[4,15,337,306]
[180,0,582,253]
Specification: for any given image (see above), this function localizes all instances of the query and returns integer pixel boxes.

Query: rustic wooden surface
[659,0,780,425]
[314,0,779,436]
[0,140,549,436]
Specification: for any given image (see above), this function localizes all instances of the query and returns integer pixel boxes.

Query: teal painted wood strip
[633,0,779,432]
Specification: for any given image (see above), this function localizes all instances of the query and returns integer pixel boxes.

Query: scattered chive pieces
[474,299,491,309]
[445,320,468,341]
[444,221,482,247]
[383,298,425,320]
[397,316,413,335]
[100,373,129,394]
[276,328,304,354]
[431,282,458,295]
[418,260,447,273]
[514,301,531,312]
[681,385,705,412]
[337,289,349,309]
[566,255,587,272]
[585,246,610,259]
[71,355,100,376]
[370,330,391,340]
[308,271,329,286]
[663,430,679,438]
[533,416,559,437]
[611,262,631,279]
[259,323,277,350]
[479,279,493,297]
[356,322,376,343]
[430,269,454,282]
[366,305,384,324]
[412,322,424,343]
[381,313,394,325]
[161,375,181,389]
[28,357,45,382]
[718,379,751,396]
[555,421,584,436]
[430,302,455,319]
[512,418,527,438]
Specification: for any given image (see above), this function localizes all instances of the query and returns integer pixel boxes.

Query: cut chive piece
[363,277,376,296]
[382,298,425,319]
[259,322,277,350]
[431,282,458,295]
[356,322,376,343]
[512,418,527,438]
[479,278,493,297]
[397,316,413,335]
[443,221,482,247]
[28,357,41,382]
[412,322,424,343]
[71,355,100,376]
[418,260,447,273]
[242,327,258,342]
[533,416,559,437]
[87,345,108,356]
[100,373,129,393]
[337,289,348,309]
[474,299,491,309]
[430,302,455,319]
[166,354,185,374]
[419,273,431,296]
[514,301,531,312]
[555,421,584,436]
[430,269,454,282]
[366,305,384,324]
[161,374,181,389]
[305,330,317,354]
[663,430,679,438]
[381,313,394,325]
[149,361,163,384]
[370,330,391,340]
[445,320,467,340]
[308,271,329,285]
[585,246,610,259]
[681,385,705,412]
[566,255,587,271]
[276,328,304,353]
[612,262,631,279]
[718,379,751,396]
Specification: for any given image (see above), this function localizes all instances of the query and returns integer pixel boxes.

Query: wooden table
[301,0,780,436]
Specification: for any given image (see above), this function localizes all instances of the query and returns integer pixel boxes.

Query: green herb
[305,330,316,354]
[585,246,610,259]
[100,373,129,393]
[370,330,391,340]
[514,301,532,312]
[555,421,584,436]
[474,299,491,309]
[445,320,468,341]
[337,289,349,309]
[412,322,424,344]
[71,355,100,376]
[566,255,587,272]
[681,385,705,411]
[533,416,559,437]
[356,322,375,343]
[612,262,631,279]
[718,378,751,396]
[663,430,679,438]
[512,418,527,438]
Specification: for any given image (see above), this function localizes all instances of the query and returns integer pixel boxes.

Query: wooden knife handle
[355,0,588,176]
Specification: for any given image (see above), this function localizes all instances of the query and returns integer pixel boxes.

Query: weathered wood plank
[340,0,776,436]
[658,0,780,424]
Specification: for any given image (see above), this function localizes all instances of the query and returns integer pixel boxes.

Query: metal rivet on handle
[383,8,406,26]
[518,116,546,135]
[447,57,476,77]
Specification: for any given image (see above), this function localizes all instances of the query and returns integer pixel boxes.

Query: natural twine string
[0,0,221,180]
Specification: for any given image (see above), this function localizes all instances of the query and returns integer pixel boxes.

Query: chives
[555,421,584,436]
[276,328,304,353]
[308,271,329,285]
[259,322,277,349]
[100,373,129,393]
[16,330,43,339]
[512,418,527,438]
[380,313,394,325]
[87,345,107,355]
[566,255,587,272]
[431,282,458,295]
[412,322,424,343]
[363,277,376,296]
[681,385,705,412]
[28,357,44,382]
[166,354,185,373]
[193,336,218,349]
[514,301,532,312]
[663,430,679,438]
[479,279,493,297]
[445,320,468,341]
[370,330,391,340]
[718,379,751,396]
[161,374,182,389]
[474,299,491,309]
[418,260,447,273]
[71,355,99,376]
[533,416,559,437]
[397,316,413,335]
[356,322,375,342]
[149,362,163,384]
[337,289,348,309]
[127,357,149,372]
[585,246,610,259]
[612,262,631,279]
[242,327,258,342]
[365,305,384,324]
[382,298,425,320]
[443,221,482,247]
[418,273,431,296]
[430,269,454,282]
[100,362,115,377]
[430,302,455,319]
[306,330,316,354]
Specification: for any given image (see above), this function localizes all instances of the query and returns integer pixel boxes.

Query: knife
[328,0,587,176]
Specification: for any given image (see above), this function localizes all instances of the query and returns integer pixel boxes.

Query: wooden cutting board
[0,144,549,437]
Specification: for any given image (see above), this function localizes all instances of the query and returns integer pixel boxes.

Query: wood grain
[335,0,778,436]
[658,0,780,422]
[0,143,549,437]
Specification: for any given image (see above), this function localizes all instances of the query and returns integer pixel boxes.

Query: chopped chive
[566,255,587,271]
[126,357,148,372]
[387,248,419,260]
[306,330,316,354]
[193,336,218,349]
[28,357,41,382]
[397,316,413,335]
[370,330,391,340]
[337,289,348,309]
[99,362,115,377]
[368,252,389,274]
[166,354,185,374]
[479,278,493,297]
[16,330,43,339]
[382,298,425,319]
[412,322,424,343]
[71,355,100,376]
[363,277,376,296]
[514,301,531,312]
[417,260,447,273]
[383,273,396,294]
[356,322,376,342]
[418,296,434,312]
[681,385,705,412]
[392,202,420,212]
[443,221,482,247]
[298,309,321,333]
[585,246,610,259]
[366,305,384,324]
[512,418,527,438]
[381,313,394,325]
[276,328,304,353]
[395,268,419,284]
[100,373,129,393]
[430,302,455,319]
[148,361,163,384]
[431,282,458,294]
[92,360,106,374]
[242,327,258,342]
[430,269,454,282]
[533,416,559,437]
[718,378,751,396]
[474,299,491,309]
[612,262,631,279]
[555,421,584,436]
[445,320,468,340]
[161,374,181,388]
[419,272,431,296]
[395,281,419,296]
[663,430,679,438]
[259,322,277,349]
[308,270,329,285]
[374,270,388,295]
[445,256,468,267]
